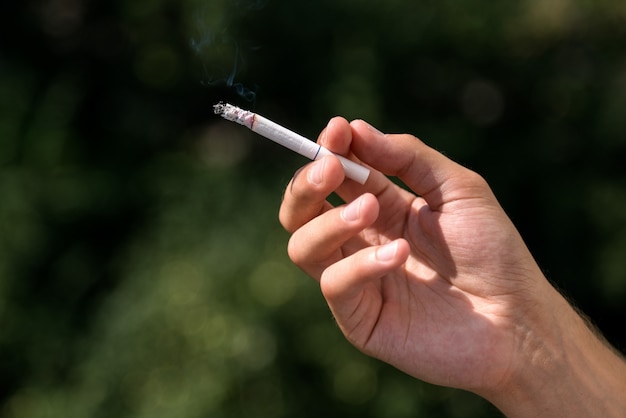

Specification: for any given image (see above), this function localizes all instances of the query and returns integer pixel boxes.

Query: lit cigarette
[213,102,370,184]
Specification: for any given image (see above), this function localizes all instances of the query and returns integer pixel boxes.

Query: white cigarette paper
[213,102,370,184]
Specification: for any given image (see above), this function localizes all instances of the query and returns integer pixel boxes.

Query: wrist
[482,284,626,417]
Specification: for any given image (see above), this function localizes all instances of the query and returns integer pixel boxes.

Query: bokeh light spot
[248,261,297,307]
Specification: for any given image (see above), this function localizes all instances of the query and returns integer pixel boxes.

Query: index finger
[279,154,345,233]
[279,116,372,233]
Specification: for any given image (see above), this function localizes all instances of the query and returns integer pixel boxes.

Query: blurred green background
[1,0,626,416]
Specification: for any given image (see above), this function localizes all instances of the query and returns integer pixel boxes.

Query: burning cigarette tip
[213,102,254,128]
[213,102,226,115]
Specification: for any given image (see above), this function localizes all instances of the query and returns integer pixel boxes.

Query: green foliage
[1,0,625,416]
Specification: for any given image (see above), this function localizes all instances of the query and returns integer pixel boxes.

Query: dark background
[1,0,625,416]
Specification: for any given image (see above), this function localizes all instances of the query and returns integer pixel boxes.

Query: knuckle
[278,206,294,233]
[467,170,491,193]
[465,169,488,187]
[452,169,495,200]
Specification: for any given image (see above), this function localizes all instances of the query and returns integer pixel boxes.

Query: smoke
[189,1,263,103]
[190,35,258,103]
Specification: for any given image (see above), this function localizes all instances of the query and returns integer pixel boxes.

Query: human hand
[279,117,626,416]
[279,117,557,393]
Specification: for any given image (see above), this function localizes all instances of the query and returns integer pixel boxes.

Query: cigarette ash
[213,102,255,128]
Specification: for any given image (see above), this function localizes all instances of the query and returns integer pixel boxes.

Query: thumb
[349,120,490,210]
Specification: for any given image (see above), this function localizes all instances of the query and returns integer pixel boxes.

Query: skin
[279,117,626,416]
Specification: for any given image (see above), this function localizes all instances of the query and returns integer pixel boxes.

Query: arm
[278,117,626,416]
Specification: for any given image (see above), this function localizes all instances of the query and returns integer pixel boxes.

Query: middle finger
[287,192,380,279]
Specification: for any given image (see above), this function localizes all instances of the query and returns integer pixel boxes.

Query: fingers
[279,154,345,233]
[280,116,393,233]
[348,120,494,210]
[320,238,411,343]
[317,117,405,203]
[318,116,354,157]
[287,193,380,279]
[312,116,492,211]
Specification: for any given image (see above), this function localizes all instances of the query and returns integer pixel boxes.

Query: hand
[280,116,549,391]
[279,117,626,416]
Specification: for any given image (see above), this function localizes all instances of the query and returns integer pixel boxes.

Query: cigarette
[213,102,370,184]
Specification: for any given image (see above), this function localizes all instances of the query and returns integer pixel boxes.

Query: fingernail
[341,196,362,222]
[376,241,398,262]
[307,158,324,185]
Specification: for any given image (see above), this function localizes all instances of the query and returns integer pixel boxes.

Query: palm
[328,181,535,390]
